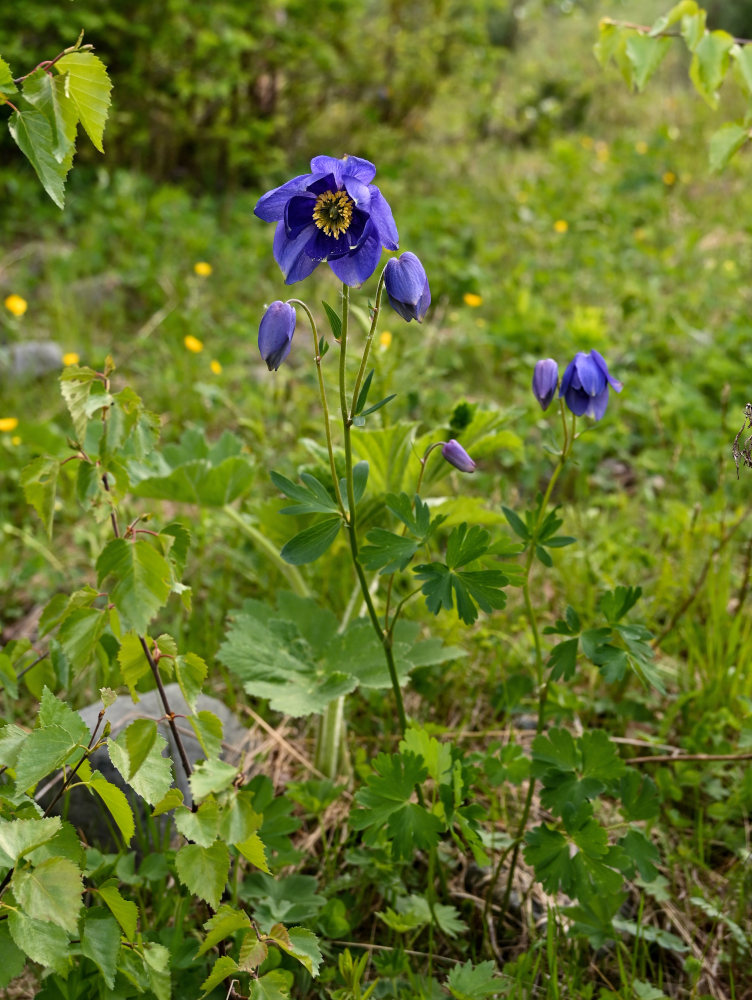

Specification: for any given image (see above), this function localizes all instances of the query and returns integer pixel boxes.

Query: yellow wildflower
[723,259,737,274]
[194,262,212,277]
[0,417,19,432]
[210,359,222,374]
[580,136,594,149]
[553,219,569,234]
[62,352,80,366]
[11,435,21,446]
[595,141,609,162]
[663,171,676,186]
[4,294,27,317]
[463,293,482,308]
[635,140,648,155]
[184,335,204,353]
[378,331,392,350]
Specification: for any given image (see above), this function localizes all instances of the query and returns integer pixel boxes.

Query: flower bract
[259,301,296,371]
[384,252,430,323]
[442,439,476,473]
[559,349,622,420]
[532,359,559,410]
[254,155,398,286]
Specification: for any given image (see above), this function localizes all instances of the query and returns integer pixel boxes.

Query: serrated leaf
[414,562,507,625]
[189,709,223,761]
[189,757,238,799]
[619,829,660,882]
[13,856,82,933]
[98,880,137,940]
[55,51,111,152]
[117,631,150,698]
[447,959,502,1000]
[250,970,294,1000]
[276,926,322,976]
[548,637,579,681]
[280,516,342,565]
[80,908,120,989]
[200,955,239,998]
[8,103,69,208]
[523,824,571,894]
[97,538,173,634]
[38,686,90,745]
[14,726,83,792]
[58,606,107,669]
[360,527,419,573]
[175,651,207,712]
[689,30,734,107]
[0,56,16,96]
[709,122,749,172]
[108,727,172,805]
[8,910,69,974]
[625,34,672,91]
[175,841,230,909]
[236,832,270,872]
[198,904,250,957]
[239,931,268,970]
[175,797,219,847]
[151,787,184,817]
[88,770,136,844]
[20,457,60,538]
[0,923,26,990]
[619,770,660,821]
[0,818,62,867]
[649,0,698,36]
[22,70,78,163]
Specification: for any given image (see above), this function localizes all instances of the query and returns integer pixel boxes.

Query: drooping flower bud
[384,252,431,323]
[532,359,559,410]
[258,301,296,371]
[559,349,622,420]
[441,439,476,473]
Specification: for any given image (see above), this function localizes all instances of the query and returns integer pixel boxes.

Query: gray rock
[1,341,63,379]
[52,684,253,851]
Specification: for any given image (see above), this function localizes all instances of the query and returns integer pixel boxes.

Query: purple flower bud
[532,359,559,410]
[559,349,622,420]
[259,301,296,371]
[384,252,431,323]
[442,439,476,473]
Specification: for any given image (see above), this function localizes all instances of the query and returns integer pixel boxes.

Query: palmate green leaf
[20,457,60,538]
[22,70,78,163]
[360,527,419,573]
[80,908,120,989]
[625,34,672,91]
[563,892,626,948]
[598,585,642,624]
[689,30,734,108]
[548,637,579,681]
[8,910,70,974]
[55,51,111,152]
[446,959,503,1000]
[97,538,173,634]
[0,56,16,96]
[523,824,571,894]
[8,102,70,208]
[13,856,82,933]
[619,828,660,882]
[175,841,230,909]
[108,725,172,805]
[98,880,137,940]
[0,817,62,867]
[88,769,136,844]
[619,770,660,821]
[280,516,342,565]
[241,873,324,928]
[414,562,507,625]
[709,122,750,172]
[0,923,26,990]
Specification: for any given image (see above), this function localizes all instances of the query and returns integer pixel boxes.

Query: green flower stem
[338,282,409,738]
[288,297,345,514]
[349,268,387,417]
[488,404,576,928]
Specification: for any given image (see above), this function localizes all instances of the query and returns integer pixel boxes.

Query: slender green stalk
[288,297,345,513]
[349,268,387,416]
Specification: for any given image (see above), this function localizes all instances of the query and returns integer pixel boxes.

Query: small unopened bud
[532,358,559,410]
[258,301,296,371]
[442,439,476,473]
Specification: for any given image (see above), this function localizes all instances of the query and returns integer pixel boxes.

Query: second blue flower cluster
[532,350,622,420]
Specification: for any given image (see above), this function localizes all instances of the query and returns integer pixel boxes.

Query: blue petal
[311,155,376,186]
[564,386,590,416]
[559,358,576,397]
[305,228,354,262]
[589,387,610,420]
[306,172,337,196]
[368,187,399,250]
[384,253,426,307]
[254,174,312,222]
[329,230,382,286]
[591,349,623,392]
[574,353,605,397]
[273,221,319,284]
[285,194,316,237]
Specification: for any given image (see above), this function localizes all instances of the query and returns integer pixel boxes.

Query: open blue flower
[559,349,622,420]
[384,252,431,323]
[254,155,399,287]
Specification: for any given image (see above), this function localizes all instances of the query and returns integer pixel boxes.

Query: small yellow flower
[633,227,647,242]
[662,170,676,186]
[210,358,223,374]
[194,261,212,277]
[553,219,569,234]
[10,435,21,446]
[463,293,482,308]
[580,136,594,150]
[62,352,80,366]
[723,259,737,274]
[184,335,204,353]
[595,141,610,162]
[0,417,19,432]
[378,330,392,350]
[635,140,648,155]
[4,294,27,317]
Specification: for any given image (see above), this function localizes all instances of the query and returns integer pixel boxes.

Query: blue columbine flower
[384,252,431,323]
[559,349,622,420]
[259,301,296,371]
[442,439,476,473]
[532,359,559,410]
[254,155,399,287]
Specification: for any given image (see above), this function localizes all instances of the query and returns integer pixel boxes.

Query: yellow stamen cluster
[312,189,354,239]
